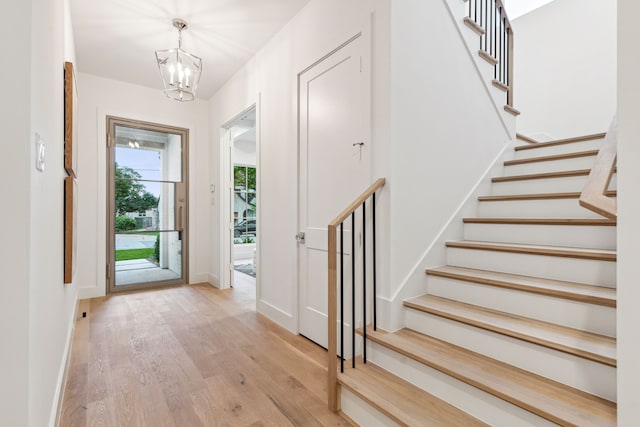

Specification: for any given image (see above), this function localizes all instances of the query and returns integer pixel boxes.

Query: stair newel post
[327,223,339,412]
[362,201,367,363]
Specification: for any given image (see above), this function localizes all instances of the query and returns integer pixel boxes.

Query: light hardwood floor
[60,274,351,426]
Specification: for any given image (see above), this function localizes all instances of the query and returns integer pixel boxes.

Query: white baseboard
[50,295,80,427]
[257,299,296,333]
[189,272,209,284]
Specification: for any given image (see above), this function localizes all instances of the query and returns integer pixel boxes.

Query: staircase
[338,133,617,426]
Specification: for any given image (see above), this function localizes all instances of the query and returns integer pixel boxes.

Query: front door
[106,117,188,293]
[298,34,370,349]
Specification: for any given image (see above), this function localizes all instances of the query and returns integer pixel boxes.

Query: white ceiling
[70,0,311,100]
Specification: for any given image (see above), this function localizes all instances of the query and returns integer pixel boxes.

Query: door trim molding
[220,102,261,294]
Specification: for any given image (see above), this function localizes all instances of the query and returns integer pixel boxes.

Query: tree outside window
[234,165,256,242]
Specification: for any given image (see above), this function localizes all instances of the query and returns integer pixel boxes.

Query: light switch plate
[35,133,45,172]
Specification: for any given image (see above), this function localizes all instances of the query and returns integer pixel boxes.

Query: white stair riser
[513,139,603,159]
[404,310,616,401]
[367,342,558,427]
[463,223,616,250]
[491,174,617,195]
[446,247,616,287]
[478,198,607,218]
[341,388,400,427]
[426,276,616,336]
[504,155,597,176]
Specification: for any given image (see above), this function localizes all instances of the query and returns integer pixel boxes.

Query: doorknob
[296,232,306,244]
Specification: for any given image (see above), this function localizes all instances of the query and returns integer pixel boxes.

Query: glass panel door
[107,117,188,293]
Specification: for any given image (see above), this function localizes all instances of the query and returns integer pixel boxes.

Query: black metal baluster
[340,222,344,373]
[362,201,367,364]
[372,192,377,331]
[489,0,493,58]
[484,0,488,52]
[474,0,477,22]
[499,10,503,83]
[351,212,355,369]
[479,0,483,49]
[493,1,497,77]
[506,29,510,89]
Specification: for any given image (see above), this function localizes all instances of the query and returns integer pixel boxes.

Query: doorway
[222,106,258,289]
[298,34,371,350]
[106,116,189,293]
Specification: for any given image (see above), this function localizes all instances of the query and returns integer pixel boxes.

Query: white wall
[384,0,513,329]
[0,0,80,425]
[209,0,391,331]
[30,0,81,425]
[617,0,640,423]
[512,0,616,140]
[0,1,32,425]
[76,73,210,298]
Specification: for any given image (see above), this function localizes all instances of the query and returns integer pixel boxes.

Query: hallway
[60,278,349,426]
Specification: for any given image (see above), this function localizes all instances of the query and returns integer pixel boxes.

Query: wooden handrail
[327,177,385,412]
[329,178,386,227]
[579,116,617,219]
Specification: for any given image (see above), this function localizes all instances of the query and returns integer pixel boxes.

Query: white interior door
[298,34,370,350]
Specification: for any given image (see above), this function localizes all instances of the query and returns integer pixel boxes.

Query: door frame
[220,101,261,292]
[296,29,372,342]
[106,115,190,294]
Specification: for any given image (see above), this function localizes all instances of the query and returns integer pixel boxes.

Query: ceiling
[70,0,311,100]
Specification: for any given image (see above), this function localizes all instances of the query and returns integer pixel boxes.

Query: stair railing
[466,0,515,107]
[580,116,617,218]
[327,177,385,412]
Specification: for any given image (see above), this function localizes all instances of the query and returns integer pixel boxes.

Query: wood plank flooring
[59,275,351,427]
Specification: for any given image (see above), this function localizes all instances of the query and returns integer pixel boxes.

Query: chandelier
[155,19,202,102]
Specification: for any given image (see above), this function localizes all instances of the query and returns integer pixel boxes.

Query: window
[234,165,256,242]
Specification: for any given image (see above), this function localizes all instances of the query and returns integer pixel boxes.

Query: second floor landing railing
[466,0,515,108]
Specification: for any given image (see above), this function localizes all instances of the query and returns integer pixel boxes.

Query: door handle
[176,205,183,232]
[296,232,306,244]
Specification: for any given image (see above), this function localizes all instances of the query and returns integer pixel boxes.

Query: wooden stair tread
[492,169,591,182]
[515,133,606,151]
[516,133,538,144]
[425,265,616,307]
[446,240,616,261]
[504,150,599,166]
[338,361,489,426]
[363,327,616,427]
[504,105,521,116]
[491,79,509,92]
[478,190,616,202]
[478,49,498,65]
[463,217,616,226]
[463,16,485,36]
[404,295,616,366]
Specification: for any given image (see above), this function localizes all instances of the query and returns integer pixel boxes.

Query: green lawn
[115,248,155,261]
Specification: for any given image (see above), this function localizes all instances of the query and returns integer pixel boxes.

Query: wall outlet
[35,133,45,172]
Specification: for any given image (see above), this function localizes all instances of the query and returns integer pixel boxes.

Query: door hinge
[107,133,114,148]
[296,232,306,244]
